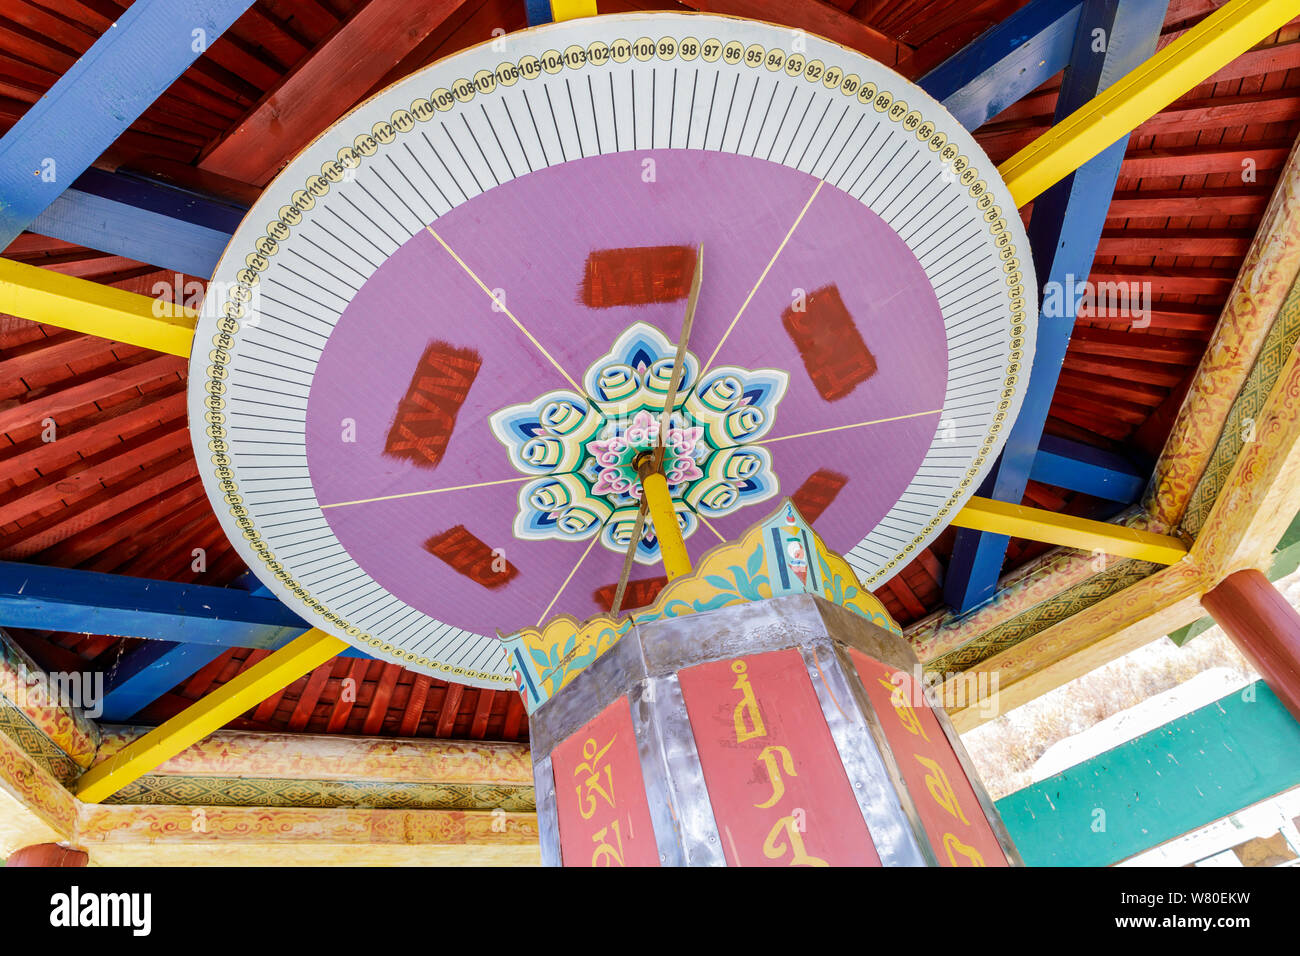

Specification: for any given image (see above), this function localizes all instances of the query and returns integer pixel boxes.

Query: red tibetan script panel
[581,245,695,308]
[384,340,481,467]
[852,651,1008,867]
[782,284,877,401]
[678,649,881,867]
[551,696,660,867]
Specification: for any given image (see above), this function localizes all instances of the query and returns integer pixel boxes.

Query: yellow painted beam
[550,0,598,21]
[76,629,346,804]
[639,470,693,580]
[999,0,1298,205]
[952,497,1188,564]
[0,257,196,356]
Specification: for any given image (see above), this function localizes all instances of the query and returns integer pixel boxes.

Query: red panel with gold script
[551,696,660,867]
[851,650,1009,866]
[678,649,881,866]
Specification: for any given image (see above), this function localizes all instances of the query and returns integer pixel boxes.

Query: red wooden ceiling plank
[364,0,524,98]
[1,452,196,559]
[397,673,433,736]
[4,628,89,675]
[1061,351,1189,387]
[469,688,495,739]
[324,658,369,733]
[231,6,313,70]
[251,685,291,724]
[1053,387,1151,426]
[0,352,183,435]
[1069,328,1204,363]
[884,576,927,619]
[0,381,187,478]
[502,691,525,741]
[1106,185,1272,220]
[287,661,336,731]
[1095,227,1254,258]
[361,664,401,735]
[435,683,465,737]
[1089,265,1237,297]
[1048,403,1134,441]
[259,0,345,44]
[0,421,189,526]
[129,520,227,582]
[83,494,215,573]
[198,0,470,186]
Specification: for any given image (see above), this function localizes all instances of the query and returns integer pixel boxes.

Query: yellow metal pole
[0,257,197,356]
[76,629,346,803]
[637,466,693,580]
[999,0,1298,206]
[952,497,1188,564]
[549,0,598,21]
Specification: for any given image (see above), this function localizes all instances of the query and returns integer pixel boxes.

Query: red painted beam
[680,0,916,74]
[198,0,468,186]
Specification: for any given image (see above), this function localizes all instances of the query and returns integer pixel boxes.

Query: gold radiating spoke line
[698,513,727,542]
[701,179,824,376]
[426,226,582,392]
[538,535,600,625]
[321,475,532,509]
[754,409,942,445]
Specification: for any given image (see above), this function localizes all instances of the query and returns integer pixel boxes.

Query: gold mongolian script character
[731,659,767,743]
[915,753,970,826]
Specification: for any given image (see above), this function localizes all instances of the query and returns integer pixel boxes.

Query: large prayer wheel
[508,503,1020,866]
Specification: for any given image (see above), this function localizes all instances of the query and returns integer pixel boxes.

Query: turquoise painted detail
[995,681,1300,866]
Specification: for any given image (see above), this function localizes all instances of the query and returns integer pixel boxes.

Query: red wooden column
[5,843,88,867]
[1202,568,1300,722]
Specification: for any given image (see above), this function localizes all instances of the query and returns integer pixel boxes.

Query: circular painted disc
[190,12,1038,688]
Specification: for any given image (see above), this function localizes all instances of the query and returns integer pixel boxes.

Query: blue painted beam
[1030,434,1145,503]
[525,0,554,26]
[919,0,1084,131]
[996,681,1300,866]
[97,567,283,722]
[0,0,256,247]
[0,561,367,657]
[99,641,228,722]
[29,168,245,278]
[944,0,1170,613]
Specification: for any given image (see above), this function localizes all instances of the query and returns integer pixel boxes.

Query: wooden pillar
[5,843,88,867]
[1202,568,1300,722]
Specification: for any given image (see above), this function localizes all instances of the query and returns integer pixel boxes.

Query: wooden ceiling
[2,0,1299,741]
